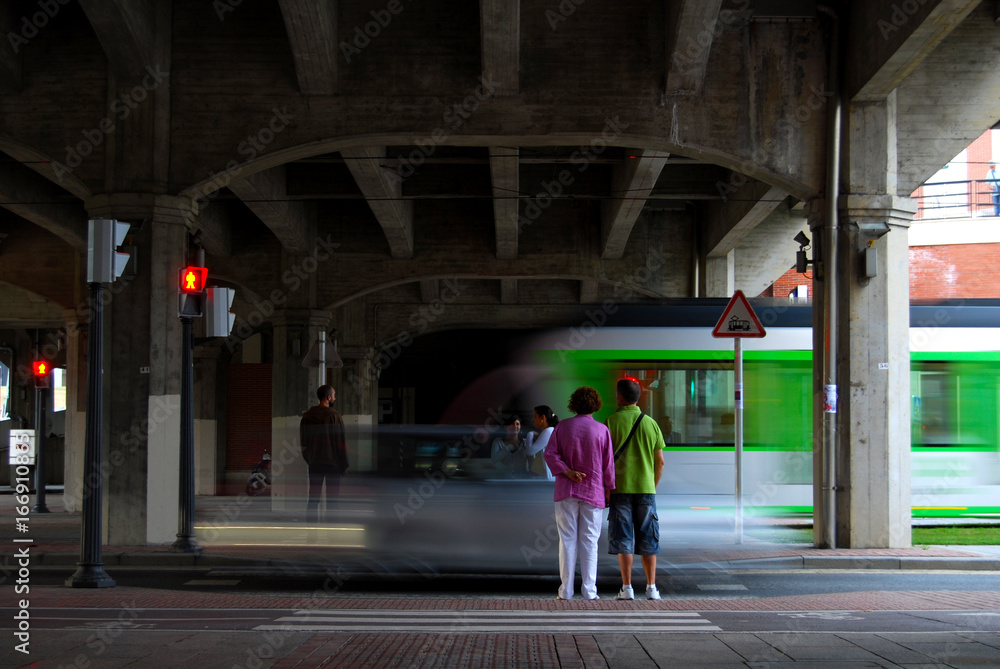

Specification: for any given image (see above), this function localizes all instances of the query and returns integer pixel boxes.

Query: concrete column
[85,194,194,545]
[62,313,87,512]
[270,309,330,514]
[838,90,915,548]
[704,251,735,297]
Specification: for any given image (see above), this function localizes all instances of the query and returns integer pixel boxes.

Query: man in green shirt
[606,377,666,600]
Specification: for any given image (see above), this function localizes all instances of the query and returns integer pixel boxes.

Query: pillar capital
[84,193,197,227]
[840,194,917,228]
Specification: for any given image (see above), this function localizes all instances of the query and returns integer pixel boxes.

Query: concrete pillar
[704,251,735,297]
[837,90,915,548]
[269,309,330,514]
[62,312,86,512]
[85,194,194,545]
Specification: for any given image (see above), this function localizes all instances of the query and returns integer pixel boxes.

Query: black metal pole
[32,384,49,513]
[171,315,201,553]
[66,282,115,588]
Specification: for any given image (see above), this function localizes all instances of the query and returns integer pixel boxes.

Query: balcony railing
[915,179,1000,220]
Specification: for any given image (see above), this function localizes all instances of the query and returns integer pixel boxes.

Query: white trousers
[554,497,603,599]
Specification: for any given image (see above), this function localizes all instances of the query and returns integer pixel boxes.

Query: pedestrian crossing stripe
[255,609,721,633]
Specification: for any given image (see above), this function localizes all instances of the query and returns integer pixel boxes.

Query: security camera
[794,231,810,248]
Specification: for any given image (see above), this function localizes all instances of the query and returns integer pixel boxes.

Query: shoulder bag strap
[613,411,644,462]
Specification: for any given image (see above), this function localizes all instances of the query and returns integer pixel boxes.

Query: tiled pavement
[5,495,1000,667]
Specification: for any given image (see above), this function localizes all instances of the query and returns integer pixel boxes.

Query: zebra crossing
[255,608,721,633]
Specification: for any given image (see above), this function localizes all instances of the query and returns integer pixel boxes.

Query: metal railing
[915,179,1000,219]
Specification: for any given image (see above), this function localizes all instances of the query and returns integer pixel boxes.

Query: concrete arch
[0,136,92,202]
[179,132,821,205]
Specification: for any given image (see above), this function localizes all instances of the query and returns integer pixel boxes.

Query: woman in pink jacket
[543,386,615,600]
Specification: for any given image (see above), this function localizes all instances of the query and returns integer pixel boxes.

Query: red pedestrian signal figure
[178,266,208,294]
[32,359,50,388]
[178,266,208,317]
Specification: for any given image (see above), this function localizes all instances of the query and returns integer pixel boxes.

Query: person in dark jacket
[300,385,349,523]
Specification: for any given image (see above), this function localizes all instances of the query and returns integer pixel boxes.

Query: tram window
[52,368,66,413]
[912,369,954,446]
[0,360,9,421]
[623,363,734,446]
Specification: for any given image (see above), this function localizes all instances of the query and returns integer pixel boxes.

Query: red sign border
[712,290,767,338]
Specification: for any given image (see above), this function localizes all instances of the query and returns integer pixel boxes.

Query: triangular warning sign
[712,290,766,338]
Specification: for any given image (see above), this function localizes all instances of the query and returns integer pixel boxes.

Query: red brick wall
[762,243,1000,300]
[910,244,1000,299]
[768,268,813,299]
[226,363,272,471]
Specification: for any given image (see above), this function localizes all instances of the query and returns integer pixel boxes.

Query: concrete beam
[702,181,789,256]
[733,203,810,296]
[341,146,414,259]
[500,278,517,304]
[664,0,724,95]
[278,0,338,95]
[0,159,87,252]
[0,3,22,92]
[579,279,598,304]
[78,0,157,82]
[851,0,980,102]
[229,166,312,254]
[0,281,66,328]
[489,146,519,259]
[480,0,519,96]
[894,3,1000,192]
[601,150,670,259]
[419,279,439,303]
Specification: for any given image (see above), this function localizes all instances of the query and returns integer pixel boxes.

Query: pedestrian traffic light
[206,287,236,337]
[178,266,208,318]
[87,219,132,283]
[32,359,50,389]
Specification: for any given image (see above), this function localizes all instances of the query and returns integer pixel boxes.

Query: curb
[16,552,1000,573]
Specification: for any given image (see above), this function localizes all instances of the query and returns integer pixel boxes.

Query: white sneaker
[615,585,635,600]
[646,585,661,600]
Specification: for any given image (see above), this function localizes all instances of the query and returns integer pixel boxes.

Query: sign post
[712,291,766,544]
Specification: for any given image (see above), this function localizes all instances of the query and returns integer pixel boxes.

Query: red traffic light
[179,266,208,294]
[32,360,49,376]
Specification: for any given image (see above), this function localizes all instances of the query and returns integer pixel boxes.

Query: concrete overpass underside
[1,0,998,549]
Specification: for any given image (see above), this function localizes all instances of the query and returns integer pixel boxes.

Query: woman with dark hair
[490,414,526,477]
[526,405,559,479]
[543,387,615,600]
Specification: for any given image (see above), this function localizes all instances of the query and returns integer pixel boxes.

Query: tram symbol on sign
[727,316,751,332]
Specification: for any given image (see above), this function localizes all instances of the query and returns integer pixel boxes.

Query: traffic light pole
[66,282,115,588]
[32,384,49,513]
[171,315,201,553]
[32,330,50,513]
